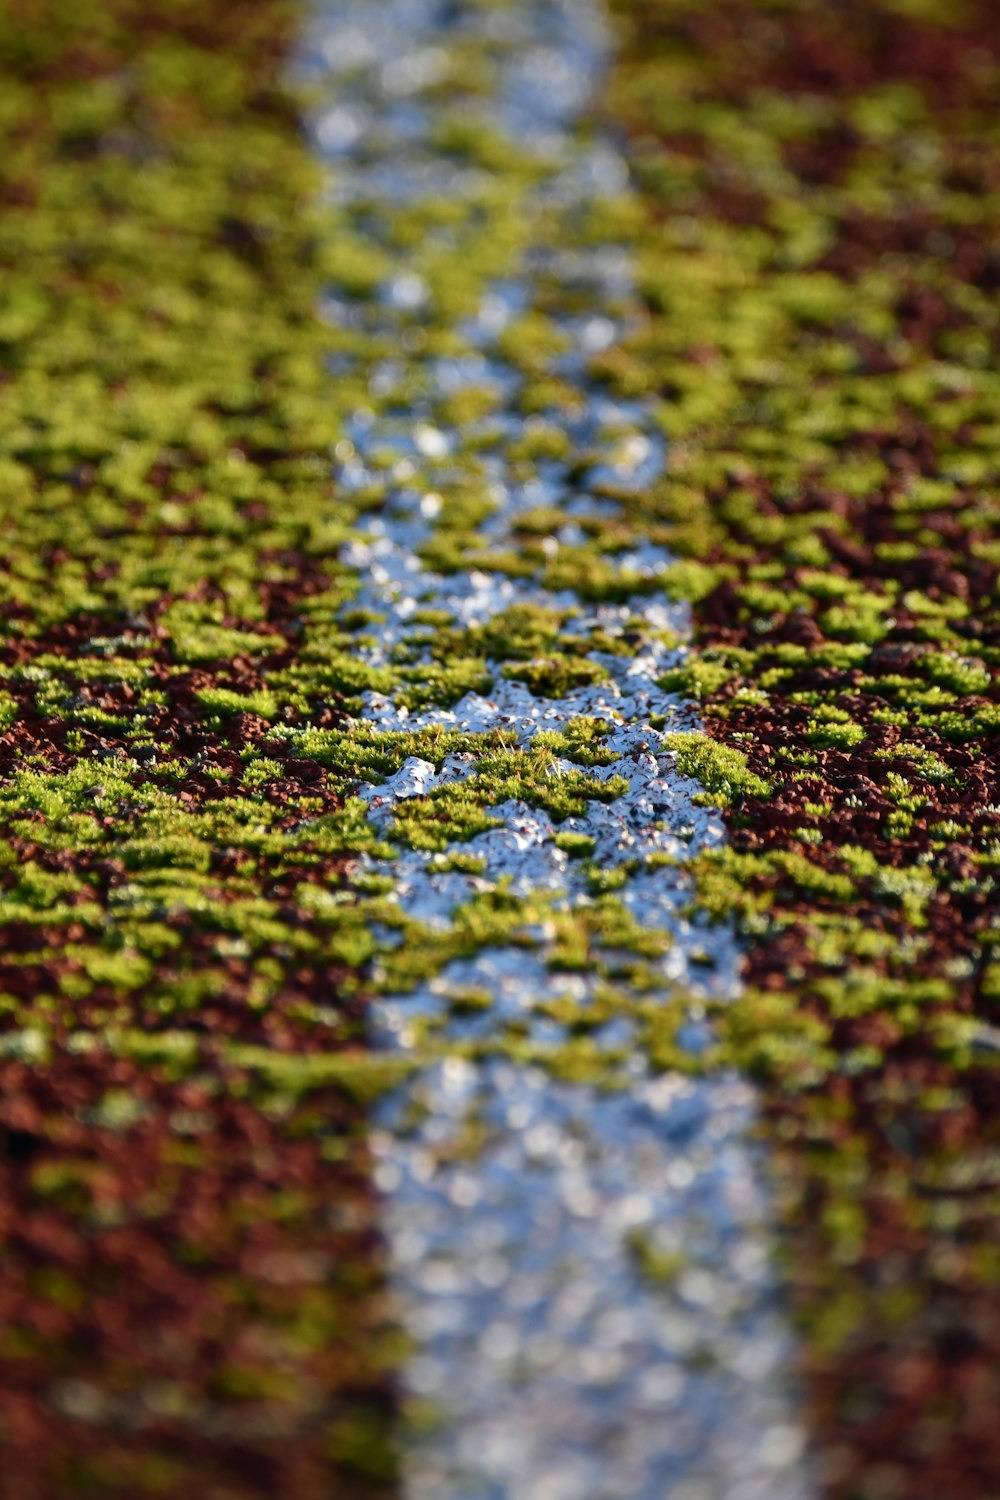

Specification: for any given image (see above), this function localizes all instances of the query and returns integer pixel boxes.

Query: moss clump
[664,732,772,804]
[501,655,609,698]
[554,831,597,858]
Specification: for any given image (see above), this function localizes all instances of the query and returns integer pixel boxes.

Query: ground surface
[607,1,1000,1494]
[0,3,396,1494]
[0,0,999,1497]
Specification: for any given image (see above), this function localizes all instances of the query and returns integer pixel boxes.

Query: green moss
[501,655,608,697]
[392,787,505,852]
[659,655,735,699]
[194,687,279,719]
[554,831,597,858]
[664,731,772,803]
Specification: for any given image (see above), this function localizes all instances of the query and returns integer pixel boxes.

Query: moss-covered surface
[605,2,1000,1493]
[10,0,1000,1488]
[0,3,401,1494]
[0,3,705,1487]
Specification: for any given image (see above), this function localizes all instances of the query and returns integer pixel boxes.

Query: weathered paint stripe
[301,2,816,1495]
